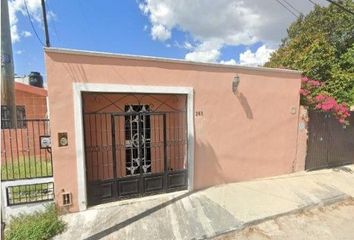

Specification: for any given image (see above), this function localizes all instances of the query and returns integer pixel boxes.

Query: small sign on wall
[195,111,204,117]
[58,132,68,147]
[40,135,51,149]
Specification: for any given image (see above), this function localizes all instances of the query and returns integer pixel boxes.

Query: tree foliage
[265,0,354,105]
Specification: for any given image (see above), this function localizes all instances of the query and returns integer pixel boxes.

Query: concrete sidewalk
[55,165,354,240]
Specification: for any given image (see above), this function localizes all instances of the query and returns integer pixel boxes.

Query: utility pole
[41,0,50,47]
[1,0,17,128]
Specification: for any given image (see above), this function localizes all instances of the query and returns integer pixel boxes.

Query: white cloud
[220,59,237,65]
[151,24,171,41]
[22,31,32,37]
[185,39,222,62]
[8,0,44,43]
[139,0,327,63]
[47,10,56,21]
[185,49,220,63]
[8,0,20,43]
[16,50,23,55]
[11,25,20,43]
[174,41,194,50]
[239,45,275,66]
[183,41,193,50]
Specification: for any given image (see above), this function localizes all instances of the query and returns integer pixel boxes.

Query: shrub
[300,76,351,125]
[5,204,65,240]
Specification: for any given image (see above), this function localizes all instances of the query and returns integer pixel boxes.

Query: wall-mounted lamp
[232,74,240,94]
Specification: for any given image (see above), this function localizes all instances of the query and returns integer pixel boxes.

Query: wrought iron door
[111,109,168,198]
[85,110,188,206]
[124,105,152,176]
[83,93,189,206]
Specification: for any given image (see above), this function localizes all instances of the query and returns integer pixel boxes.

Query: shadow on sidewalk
[84,191,195,240]
[333,166,353,174]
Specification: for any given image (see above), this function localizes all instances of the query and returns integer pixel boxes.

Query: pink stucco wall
[294,106,308,172]
[45,48,302,212]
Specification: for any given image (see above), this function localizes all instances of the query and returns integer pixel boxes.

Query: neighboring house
[1,75,48,162]
[1,75,48,128]
[1,74,52,221]
[45,48,307,213]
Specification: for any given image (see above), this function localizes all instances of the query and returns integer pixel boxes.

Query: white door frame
[73,83,194,211]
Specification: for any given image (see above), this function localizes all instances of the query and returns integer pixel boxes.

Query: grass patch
[1,157,52,180]
[5,204,65,240]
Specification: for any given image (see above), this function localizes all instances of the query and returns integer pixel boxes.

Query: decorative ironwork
[124,105,151,175]
[83,93,185,114]
[83,93,188,206]
[6,182,54,206]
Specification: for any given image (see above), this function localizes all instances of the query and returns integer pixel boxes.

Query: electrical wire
[274,0,299,18]
[281,0,303,15]
[23,0,45,46]
[322,0,354,16]
[307,0,318,6]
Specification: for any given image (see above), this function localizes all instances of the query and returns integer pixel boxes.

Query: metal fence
[1,119,52,181]
[6,182,54,206]
[305,111,354,170]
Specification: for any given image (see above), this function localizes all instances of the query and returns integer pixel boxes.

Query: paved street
[215,198,354,240]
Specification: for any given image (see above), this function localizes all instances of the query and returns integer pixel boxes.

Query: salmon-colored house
[1,81,48,164]
[45,48,306,212]
[14,81,48,119]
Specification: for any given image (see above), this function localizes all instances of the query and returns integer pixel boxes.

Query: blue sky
[9,0,320,78]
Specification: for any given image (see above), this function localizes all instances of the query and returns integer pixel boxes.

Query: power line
[323,0,354,16]
[274,0,299,18]
[307,0,318,6]
[282,0,303,15]
[23,0,44,46]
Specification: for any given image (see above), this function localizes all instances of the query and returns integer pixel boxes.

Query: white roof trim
[45,47,301,75]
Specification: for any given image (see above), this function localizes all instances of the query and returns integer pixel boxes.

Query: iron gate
[305,110,354,170]
[84,109,188,206]
[1,119,52,181]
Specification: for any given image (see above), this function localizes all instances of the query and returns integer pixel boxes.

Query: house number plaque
[195,111,204,117]
[58,132,68,147]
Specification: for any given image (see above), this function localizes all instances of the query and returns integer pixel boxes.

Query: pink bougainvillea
[300,76,350,125]
[314,94,350,124]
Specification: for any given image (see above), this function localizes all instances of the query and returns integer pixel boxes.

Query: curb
[206,194,353,239]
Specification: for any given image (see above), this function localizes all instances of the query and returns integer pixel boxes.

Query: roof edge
[45,47,301,76]
[15,82,48,96]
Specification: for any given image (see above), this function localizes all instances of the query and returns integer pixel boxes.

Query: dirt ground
[214,199,354,240]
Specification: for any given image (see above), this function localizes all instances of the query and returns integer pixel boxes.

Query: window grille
[6,182,54,206]
[1,105,27,129]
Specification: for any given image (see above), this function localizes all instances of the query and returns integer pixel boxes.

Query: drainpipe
[1,0,17,128]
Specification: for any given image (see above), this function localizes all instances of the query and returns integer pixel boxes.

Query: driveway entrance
[82,93,188,206]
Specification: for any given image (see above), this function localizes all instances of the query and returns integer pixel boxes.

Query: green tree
[265,0,354,105]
